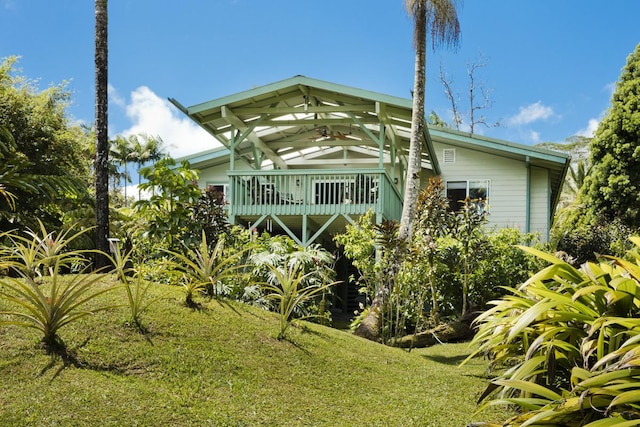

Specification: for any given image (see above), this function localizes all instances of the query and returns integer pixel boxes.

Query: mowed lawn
[0,275,510,426]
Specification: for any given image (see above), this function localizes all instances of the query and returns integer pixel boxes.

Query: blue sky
[1,0,638,158]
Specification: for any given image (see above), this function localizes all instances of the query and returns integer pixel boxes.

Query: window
[205,183,228,204]
[446,180,489,212]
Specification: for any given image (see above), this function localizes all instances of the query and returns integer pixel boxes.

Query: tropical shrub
[162,232,247,307]
[0,57,93,234]
[262,262,338,339]
[465,236,640,426]
[248,233,337,323]
[555,218,635,266]
[334,187,539,342]
[0,224,114,351]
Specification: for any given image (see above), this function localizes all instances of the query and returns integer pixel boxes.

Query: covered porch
[171,75,438,246]
[227,169,402,246]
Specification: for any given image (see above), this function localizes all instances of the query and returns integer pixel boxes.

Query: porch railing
[226,169,403,220]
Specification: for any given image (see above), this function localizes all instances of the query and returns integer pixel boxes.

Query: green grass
[0,275,510,426]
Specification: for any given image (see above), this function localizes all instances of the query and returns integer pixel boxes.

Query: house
[170,75,569,248]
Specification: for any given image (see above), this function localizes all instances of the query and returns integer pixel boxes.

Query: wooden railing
[226,169,403,220]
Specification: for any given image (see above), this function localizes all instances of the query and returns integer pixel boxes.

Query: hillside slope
[0,277,508,426]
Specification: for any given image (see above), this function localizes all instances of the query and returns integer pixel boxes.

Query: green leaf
[583,417,640,427]
[608,389,640,407]
[492,378,563,401]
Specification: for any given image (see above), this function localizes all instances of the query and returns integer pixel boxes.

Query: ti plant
[464,236,640,426]
[0,224,114,352]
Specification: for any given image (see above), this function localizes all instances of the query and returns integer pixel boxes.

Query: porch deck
[226,169,402,246]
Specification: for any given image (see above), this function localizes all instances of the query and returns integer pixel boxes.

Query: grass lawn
[0,275,510,426]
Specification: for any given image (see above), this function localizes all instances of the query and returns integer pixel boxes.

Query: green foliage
[466,237,640,426]
[0,223,114,351]
[247,233,337,323]
[0,57,92,233]
[413,176,455,321]
[261,262,338,339]
[452,197,488,314]
[571,43,640,230]
[335,180,537,342]
[133,157,202,251]
[162,232,247,307]
[555,219,634,266]
[333,209,378,302]
[128,157,230,260]
[1,220,92,279]
[104,242,163,331]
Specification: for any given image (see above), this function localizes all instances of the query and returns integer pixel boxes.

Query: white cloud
[120,86,218,159]
[528,130,541,144]
[507,101,554,126]
[577,118,599,138]
[108,84,126,108]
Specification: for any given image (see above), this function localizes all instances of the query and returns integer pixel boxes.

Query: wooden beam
[232,104,376,115]
[221,106,288,169]
[262,117,379,126]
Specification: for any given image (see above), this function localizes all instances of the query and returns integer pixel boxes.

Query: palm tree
[129,134,163,199]
[94,0,110,268]
[110,135,134,203]
[399,0,461,243]
[354,0,461,340]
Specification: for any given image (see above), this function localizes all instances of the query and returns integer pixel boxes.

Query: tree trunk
[394,311,477,348]
[398,1,427,244]
[94,0,110,269]
[354,3,427,342]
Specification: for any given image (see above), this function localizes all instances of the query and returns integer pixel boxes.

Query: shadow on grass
[280,336,312,355]
[37,337,135,381]
[421,353,469,366]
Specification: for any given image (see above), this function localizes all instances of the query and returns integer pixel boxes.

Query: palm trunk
[354,2,427,342]
[94,0,110,268]
[399,1,427,244]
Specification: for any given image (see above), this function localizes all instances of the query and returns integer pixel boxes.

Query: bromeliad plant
[1,219,90,280]
[465,236,640,426]
[106,243,165,331]
[0,224,114,351]
[262,262,339,339]
[163,231,248,307]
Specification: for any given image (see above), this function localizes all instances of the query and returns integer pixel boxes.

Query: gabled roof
[169,75,438,173]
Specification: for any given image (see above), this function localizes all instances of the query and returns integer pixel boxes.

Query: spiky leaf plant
[261,262,338,339]
[466,236,640,426]
[105,244,166,331]
[0,262,113,350]
[163,232,247,306]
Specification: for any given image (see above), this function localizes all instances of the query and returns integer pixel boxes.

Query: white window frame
[445,179,490,212]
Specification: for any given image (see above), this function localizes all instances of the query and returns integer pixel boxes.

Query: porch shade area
[169,75,437,246]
